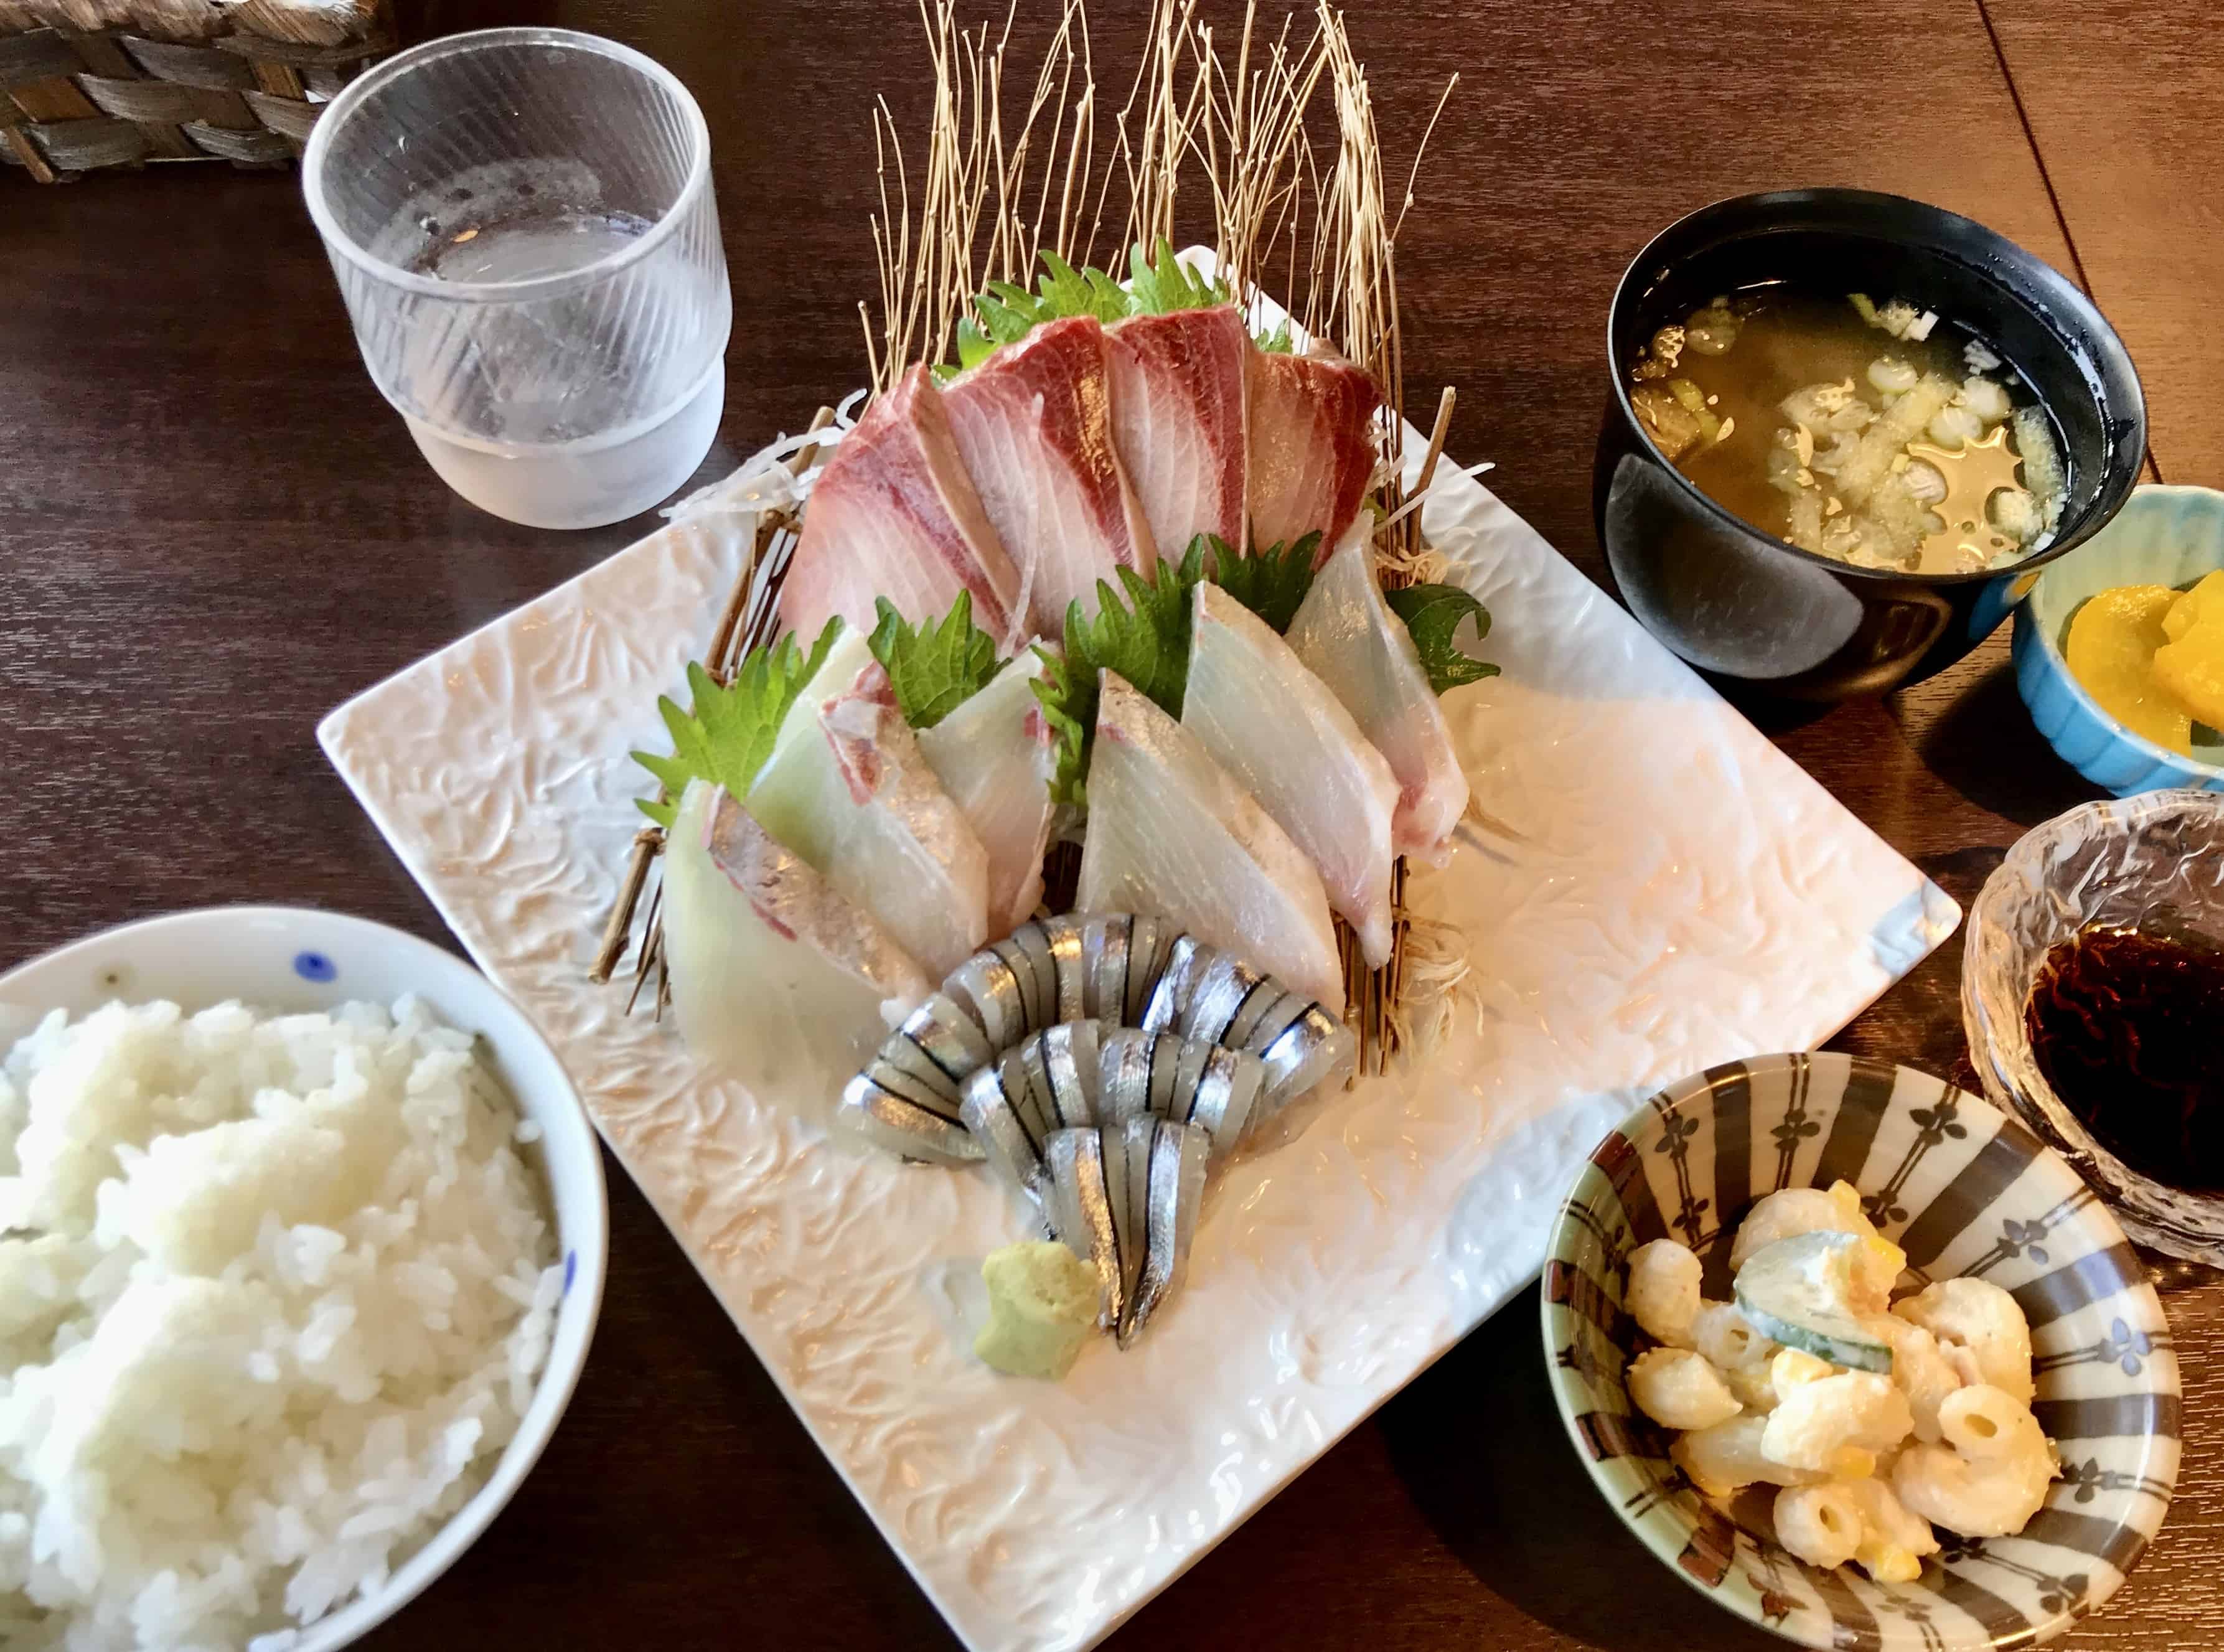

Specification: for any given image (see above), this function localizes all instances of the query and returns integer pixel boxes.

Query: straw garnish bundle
[596,0,1478,1074]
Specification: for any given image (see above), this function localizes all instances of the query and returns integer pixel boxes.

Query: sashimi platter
[320,3,1959,1647]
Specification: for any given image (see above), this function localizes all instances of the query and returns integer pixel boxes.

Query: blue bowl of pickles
[2015,484,2224,796]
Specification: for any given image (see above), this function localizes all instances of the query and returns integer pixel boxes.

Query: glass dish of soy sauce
[2026,926,2224,1190]
[1964,791,2224,1263]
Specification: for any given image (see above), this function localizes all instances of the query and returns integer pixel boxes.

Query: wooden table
[4,1,2219,1646]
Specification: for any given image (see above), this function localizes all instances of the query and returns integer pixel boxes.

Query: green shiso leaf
[867,591,1003,729]
[1127,235,1233,316]
[1030,528,1341,805]
[1036,250,1132,324]
[1030,540,1208,807]
[1203,531,1320,634]
[1383,583,1500,695]
[629,619,842,828]
[946,241,1280,375]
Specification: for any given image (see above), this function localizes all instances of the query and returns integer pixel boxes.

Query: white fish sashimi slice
[749,620,875,809]
[1245,346,1382,557]
[1104,306,1249,560]
[916,648,1059,939]
[781,364,1026,649]
[748,660,991,979]
[1184,583,1399,964]
[1284,525,1470,863]
[662,781,932,1105]
[1075,673,1344,1009]
[942,316,1159,638]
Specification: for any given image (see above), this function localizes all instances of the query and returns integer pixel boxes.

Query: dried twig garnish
[613,2,1468,1075]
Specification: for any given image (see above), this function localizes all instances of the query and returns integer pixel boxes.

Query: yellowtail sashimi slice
[1185,582,1399,964]
[780,364,1025,650]
[1284,524,1470,863]
[917,649,1059,939]
[662,781,932,1108]
[942,316,1158,636]
[1104,306,1249,558]
[1076,673,1343,1009]
[1246,347,1382,556]
[748,659,990,978]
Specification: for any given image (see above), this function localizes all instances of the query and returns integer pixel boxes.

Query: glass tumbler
[303,28,731,530]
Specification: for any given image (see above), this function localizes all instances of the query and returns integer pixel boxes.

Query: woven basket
[1,0,390,182]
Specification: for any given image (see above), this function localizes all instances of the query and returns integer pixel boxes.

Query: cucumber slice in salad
[1733,1230,1892,1374]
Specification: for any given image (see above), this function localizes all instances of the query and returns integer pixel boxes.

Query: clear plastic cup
[303,28,731,530]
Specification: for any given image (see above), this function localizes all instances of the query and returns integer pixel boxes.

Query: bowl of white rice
[0,906,608,1652]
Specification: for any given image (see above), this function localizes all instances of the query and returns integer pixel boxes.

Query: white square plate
[321,364,1958,1652]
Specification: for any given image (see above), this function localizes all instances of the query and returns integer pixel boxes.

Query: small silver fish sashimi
[1043,1127,1128,1331]
[936,913,1183,1068]
[1035,1018,1102,1125]
[1042,1118,1208,1346]
[1033,917,1090,1025]
[1078,912,1176,1025]
[1139,937,1354,1105]
[1120,1115,1208,1346]
[888,992,997,1098]
[1007,1020,1104,1147]
[1078,912,1135,1023]
[838,1069,985,1165]
[960,1021,1107,1196]
[1173,947,1273,1046]
[1138,933,1212,1035]
[1246,998,1354,1105]
[1094,1028,1266,1157]
[990,932,1046,1031]
[855,919,1336,1168]
[1005,922,1061,1026]
[960,1062,1046,1195]
[967,1019,1268,1194]
[947,948,1030,1049]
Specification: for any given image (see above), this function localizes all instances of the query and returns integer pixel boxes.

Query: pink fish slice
[942,316,1160,639]
[1104,305,1249,560]
[1246,345,1382,559]
[782,364,1026,649]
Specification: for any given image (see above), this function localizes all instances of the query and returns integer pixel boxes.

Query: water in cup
[304,31,732,530]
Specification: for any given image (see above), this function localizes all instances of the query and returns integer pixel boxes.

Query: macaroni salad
[1625,1181,2055,1580]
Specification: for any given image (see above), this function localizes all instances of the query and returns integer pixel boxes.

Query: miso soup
[1627,288,2067,576]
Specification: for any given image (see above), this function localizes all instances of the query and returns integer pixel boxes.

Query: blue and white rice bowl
[1541,1053,2177,1650]
[0,906,608,1652]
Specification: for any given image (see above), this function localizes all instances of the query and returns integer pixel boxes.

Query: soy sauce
[2025,926,2224,1189]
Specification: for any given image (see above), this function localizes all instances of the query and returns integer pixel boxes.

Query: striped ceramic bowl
[1542,1053,2179,1650]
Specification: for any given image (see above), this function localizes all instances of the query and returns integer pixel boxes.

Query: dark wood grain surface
[4,1,2218,1648]
[1986,0,2224,488]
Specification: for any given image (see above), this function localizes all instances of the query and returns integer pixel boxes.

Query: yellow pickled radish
[2162,570,2224,643]
[2064,584,2194,754]
[2152,581,2224,730]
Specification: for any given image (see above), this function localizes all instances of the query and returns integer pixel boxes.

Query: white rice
[0,997,561,1651]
